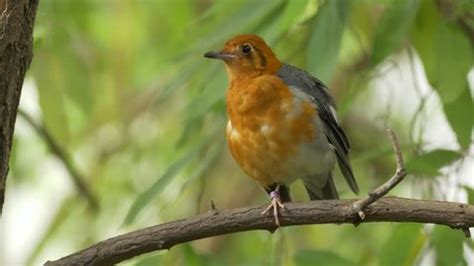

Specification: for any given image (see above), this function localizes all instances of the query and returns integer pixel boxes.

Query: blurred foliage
[3,0,473,265]
[405,149,462,176]
[378,224,425,266]
[294,249,356,266]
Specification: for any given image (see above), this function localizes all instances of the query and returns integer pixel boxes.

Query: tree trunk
[0,0,39,214]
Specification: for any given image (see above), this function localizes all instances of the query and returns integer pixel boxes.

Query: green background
[1,0,473,265]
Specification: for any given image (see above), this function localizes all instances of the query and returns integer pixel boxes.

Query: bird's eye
[241,44,252,55]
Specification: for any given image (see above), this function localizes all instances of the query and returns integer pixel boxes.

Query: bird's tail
[304,174,339,200]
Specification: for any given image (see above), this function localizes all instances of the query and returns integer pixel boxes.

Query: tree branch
[44,130,472,265]
[0,0,39,215]
[45,198,474,265]
[17,109,99,210]
[352,128,407,219]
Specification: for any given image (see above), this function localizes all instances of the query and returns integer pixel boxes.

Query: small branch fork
[45,129,474,265]
[352,128,407,220]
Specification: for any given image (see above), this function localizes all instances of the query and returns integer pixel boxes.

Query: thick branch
[46,197,473,266]
[0,0,39,214]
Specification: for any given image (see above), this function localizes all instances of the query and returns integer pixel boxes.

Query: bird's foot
[261,189,285,226]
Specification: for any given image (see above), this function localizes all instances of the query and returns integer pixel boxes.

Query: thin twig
[352,128,407,219]
[45,197,474,265]
[18,109,99,210]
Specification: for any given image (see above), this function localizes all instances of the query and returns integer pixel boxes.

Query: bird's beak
[204,50,237,61]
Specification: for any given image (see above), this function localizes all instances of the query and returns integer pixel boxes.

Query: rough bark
[45,197,473,266]
[0,0,39,214]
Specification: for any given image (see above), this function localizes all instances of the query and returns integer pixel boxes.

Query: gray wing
[277,64,359,194]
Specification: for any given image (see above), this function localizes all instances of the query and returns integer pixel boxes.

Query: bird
[204,34,358,226]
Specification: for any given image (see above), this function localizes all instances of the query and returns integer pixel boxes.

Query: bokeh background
[1,0,473,265]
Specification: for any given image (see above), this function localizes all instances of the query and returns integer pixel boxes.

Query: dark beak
[204,51,237,61]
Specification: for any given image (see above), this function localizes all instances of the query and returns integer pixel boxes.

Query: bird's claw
[261,190,285,226]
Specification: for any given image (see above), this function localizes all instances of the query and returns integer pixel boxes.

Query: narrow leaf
[406,149,461,176]
[443,84,473,150]
[294,250,356,266]
[307,0,349,82]
[189,0,285,56]
[464,186,474,205]
[379,224,424,266]
[263,0,310,42]
[34,58,70,145]
[431,225,466,266]
[411,0,473,149]
[417,21,473,103]
[135,253,163,266]
[123,143,205,225]
[371,0,420,65]
[182,244,204,266]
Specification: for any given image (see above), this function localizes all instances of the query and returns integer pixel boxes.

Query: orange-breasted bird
[204,34,359,226]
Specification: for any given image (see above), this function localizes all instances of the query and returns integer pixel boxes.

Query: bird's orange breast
[226,75,317,187]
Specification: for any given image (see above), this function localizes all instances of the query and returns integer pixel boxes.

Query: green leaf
[371,0,420,65]
[411,1,473,149]
[429,22,472,103]
[187,0,285,58]
[379,224,424,266]
[33,56,70,146]
[123,143,205,225]
[276,0,310,30]
[182,244,204,266]
[307,0,349,82]
[134,253,163,266]
[62,54,94,117]
[406,149,462,176]
[464,186,474,205]
[443,85,474,150]
[262,0,310,43]
[431,225,466,266]
[178,140,223,195]
[410,0,439,85]
[177,68,226,147]
[294,250,356,266]
[413,16,472,103]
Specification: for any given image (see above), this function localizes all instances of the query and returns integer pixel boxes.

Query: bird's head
[204,34,282,80]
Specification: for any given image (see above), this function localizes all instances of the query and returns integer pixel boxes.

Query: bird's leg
[261,184,285,226]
